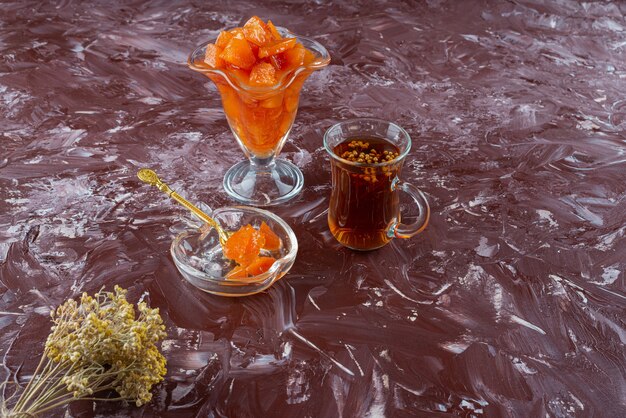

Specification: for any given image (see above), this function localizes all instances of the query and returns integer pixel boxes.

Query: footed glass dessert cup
[188,28,330,206]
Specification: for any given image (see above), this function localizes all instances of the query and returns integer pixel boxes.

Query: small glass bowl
[171,206,298,297]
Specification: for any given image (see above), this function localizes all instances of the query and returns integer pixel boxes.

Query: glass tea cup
[323,119,430,250]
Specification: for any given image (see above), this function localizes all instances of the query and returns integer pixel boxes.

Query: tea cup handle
[389,179,430,239]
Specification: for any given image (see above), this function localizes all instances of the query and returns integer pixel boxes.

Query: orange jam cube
[220,37,256,70]
[249,62,276,86]
[227,67,252,85]
[215,30,233,49]
[258,38,297,58]
[229,27,246,39]
[259,221,281,250]
[226,264,248,279]
[223,221,281,280]
[270,53,286,70]
[282,43,305,70]
[204,44,225,68]
[260,92,284,109]
[303,48,317,65]
[267,20,282,41]
[245,257,276,276]
[249,43,260,59]
[243,16,272,46]
[223,224,265,266]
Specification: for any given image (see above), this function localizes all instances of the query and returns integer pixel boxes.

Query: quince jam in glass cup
[188,17,330,206]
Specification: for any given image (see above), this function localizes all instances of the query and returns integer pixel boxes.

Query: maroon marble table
[1,1,625,417]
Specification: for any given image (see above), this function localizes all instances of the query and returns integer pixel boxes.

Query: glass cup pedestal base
[222,158,304,206]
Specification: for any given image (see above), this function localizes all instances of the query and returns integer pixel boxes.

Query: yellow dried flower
[3,286,167,416]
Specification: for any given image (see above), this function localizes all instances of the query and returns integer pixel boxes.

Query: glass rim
[323,118,412,168]
[187,27,330,94]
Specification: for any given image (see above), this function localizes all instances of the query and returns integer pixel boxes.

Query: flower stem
[12,360,68,414]
[25,379,69,414]
[11,351,48,411]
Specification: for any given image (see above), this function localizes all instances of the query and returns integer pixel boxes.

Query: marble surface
[1,0,626,417]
